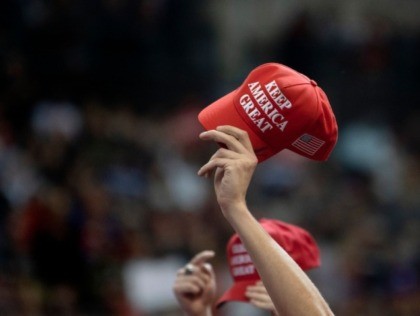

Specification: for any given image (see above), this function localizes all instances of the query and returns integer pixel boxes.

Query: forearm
[223,203,333,316]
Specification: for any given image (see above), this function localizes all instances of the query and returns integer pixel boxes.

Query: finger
[173,282,202,295]
[245,289,271,301]
[201,262,215,280]
[248,298,274,311]
[245,290,271,302]
[192,264,215,288]
[197,151,220,179]
[197,157,230,177]
[202,263,214,274]
[190,250,215,266]
[177,269,186,276]
[246,283,269,294]
[246,288,273,307]
[197,148,240,177]
[199,130,247,154]
[211,147,241,159]
[183,264,195,275]
[176,265,198,276]
[216,125,254,153]
[175,274,207,291]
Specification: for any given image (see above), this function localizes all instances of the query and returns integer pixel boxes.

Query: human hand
[246,281,279,316]
[197,126,258,216]
[172,250,216,316]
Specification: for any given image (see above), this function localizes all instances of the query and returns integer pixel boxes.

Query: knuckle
[214,148,225,157]
[227,134,237,142]
[250,156,258,166]
[220,147,230,155]
[237,129,247,138]
[245,158,257,169]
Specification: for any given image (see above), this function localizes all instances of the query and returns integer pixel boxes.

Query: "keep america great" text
[239,80,292,134]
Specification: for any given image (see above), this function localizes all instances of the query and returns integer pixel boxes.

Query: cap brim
[198,91,275,162]
[216,280,256,308]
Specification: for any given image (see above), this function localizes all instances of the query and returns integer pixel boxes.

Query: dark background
[0,0,419,315]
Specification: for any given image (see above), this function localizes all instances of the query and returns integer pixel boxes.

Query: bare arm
[224,206,332,316]
[198,126,334,316]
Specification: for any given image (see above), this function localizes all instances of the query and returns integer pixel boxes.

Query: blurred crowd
[0,0,419,315]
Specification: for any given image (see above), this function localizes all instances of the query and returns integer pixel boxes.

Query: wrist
[220,201,252,225]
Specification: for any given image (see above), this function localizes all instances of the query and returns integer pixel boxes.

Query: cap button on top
[310,79,317,86]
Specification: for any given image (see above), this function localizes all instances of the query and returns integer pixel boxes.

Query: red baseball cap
[216,218,321,308]
[198,63,338,162]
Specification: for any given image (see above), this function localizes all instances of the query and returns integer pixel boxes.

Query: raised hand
[197,125,257,216]
[172,250,216,316]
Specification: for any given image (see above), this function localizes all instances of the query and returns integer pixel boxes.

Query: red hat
[216,218,321,308]
[198,63,338,162]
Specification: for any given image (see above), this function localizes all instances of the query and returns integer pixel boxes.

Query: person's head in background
[216,218,321,315]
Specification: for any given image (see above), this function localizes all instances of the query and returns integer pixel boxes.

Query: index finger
[190,250,215,266]
[216,125,254,153]
[199,129,248,154]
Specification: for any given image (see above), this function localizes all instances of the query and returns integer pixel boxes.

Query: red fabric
[216,218,321,307]
[198,63,338,162]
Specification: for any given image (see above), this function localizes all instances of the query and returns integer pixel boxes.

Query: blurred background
[0,0,419,315]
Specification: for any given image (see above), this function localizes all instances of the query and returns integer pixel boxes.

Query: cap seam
[281,82,311,90]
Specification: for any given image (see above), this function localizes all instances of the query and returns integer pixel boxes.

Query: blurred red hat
[198,63,338,162]
[216,218,321,307]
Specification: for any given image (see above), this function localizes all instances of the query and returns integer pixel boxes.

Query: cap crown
[226,218,321,282]
[232,63,337,161]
